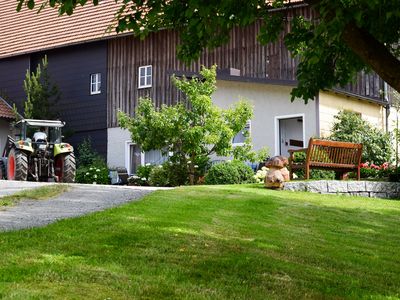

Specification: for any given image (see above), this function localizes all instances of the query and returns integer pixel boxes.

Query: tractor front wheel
[55,153,76,183]
[7,148,28,181]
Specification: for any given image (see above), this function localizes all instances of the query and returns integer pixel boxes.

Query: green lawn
[0,185,399,299]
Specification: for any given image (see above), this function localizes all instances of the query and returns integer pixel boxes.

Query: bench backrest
[306,138,363,167]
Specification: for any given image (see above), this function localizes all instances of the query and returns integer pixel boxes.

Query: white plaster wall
[107,127,131,168]
[0,119,11,154]
[212,81,318,156]
[107,81,318,168]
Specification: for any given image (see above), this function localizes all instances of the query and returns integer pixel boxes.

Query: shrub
[254,166,268,183]
[231,160,256,183]
[294,169,336,180]
[76,160,109,184]
[75,138,109,184]
[330,110,392,165]
[149,165,170,187]
[128,164,154,186]
[76,138,103,168]
[292,152,335,180]
[205,160,254,185]
[165,162,189,186]
[389,167,400,182]
[205,162,240,185]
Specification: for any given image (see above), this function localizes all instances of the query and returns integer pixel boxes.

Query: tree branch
[341,22,400,92]
[304,0,400,91]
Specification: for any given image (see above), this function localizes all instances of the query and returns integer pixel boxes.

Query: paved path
[0,180,168,231]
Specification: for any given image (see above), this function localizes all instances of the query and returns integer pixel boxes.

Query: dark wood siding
[107,5,385,127]
[33,41,108,158]
[0,55,30,106]
[0,42,108,158]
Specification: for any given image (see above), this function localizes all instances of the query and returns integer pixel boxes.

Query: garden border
[283,180,400,199]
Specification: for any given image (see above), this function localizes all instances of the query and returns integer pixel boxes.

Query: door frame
[125,141,145,175]
[274,113,305,156]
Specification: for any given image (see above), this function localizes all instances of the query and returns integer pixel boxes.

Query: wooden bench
[288,138,363,180]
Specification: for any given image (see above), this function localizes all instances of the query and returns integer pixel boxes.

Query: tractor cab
[13,119,64,143]
[13,119,64,157]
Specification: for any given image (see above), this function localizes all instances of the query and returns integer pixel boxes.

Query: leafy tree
[118,66,254,185]
[330,110,392,165]
[17,0,400,102]
[23,55,60,119]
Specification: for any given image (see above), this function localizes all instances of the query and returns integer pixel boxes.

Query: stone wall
[283,180,400,199]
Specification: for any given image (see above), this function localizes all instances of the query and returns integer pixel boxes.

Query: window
[90,73,101,95]
[125,142,168,175]
[233,121,251,146]
[138,65,152,88]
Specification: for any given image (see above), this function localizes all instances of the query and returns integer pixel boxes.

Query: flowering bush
[128,164,155,186]
[76,163,109,184]
[254,166,268,183]
[359,162,393,179]
[76,138,110,184]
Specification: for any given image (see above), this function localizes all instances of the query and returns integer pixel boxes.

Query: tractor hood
[15,119,65,128]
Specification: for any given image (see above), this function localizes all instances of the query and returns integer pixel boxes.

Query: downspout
[384,82,390,133]
[315,92,320,137]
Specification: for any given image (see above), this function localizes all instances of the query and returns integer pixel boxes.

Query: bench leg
[305,166,310,180]
[357,167,360,181]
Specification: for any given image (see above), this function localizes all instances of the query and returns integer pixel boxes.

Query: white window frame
[138,65,152,89]
[125,141,145,175]
[274,113,305,156]
[232,120,251,147]
[90,73,101,95]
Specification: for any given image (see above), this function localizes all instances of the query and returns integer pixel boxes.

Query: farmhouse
[0,1,390,174]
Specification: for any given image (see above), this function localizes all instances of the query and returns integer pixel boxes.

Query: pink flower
[381,162,389,170]
[370,164,380,170]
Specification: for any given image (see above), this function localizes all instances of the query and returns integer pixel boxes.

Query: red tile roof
[0,98,16,119]
[0,1,306,59]
[0,1,121,59]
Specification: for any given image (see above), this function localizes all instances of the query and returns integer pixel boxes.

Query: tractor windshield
[48,127,62,143]
[27,126,62,143]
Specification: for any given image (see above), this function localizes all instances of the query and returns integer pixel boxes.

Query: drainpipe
[384,82,390,133]
[315,92,320,137]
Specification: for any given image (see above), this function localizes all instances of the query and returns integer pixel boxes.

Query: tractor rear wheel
[55,153,76,183]
[7,148,28,181]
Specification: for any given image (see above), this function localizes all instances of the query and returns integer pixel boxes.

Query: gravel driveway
[0,181,167,232]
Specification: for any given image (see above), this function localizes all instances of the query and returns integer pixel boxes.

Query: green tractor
[0,119,76,182]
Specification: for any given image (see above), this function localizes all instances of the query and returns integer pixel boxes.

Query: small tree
[23,55,60,119]
[330,110,392,165]
[118,65,254,185]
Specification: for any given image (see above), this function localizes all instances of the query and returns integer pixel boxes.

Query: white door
[129,144,142,174]
[279,117,304,156]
